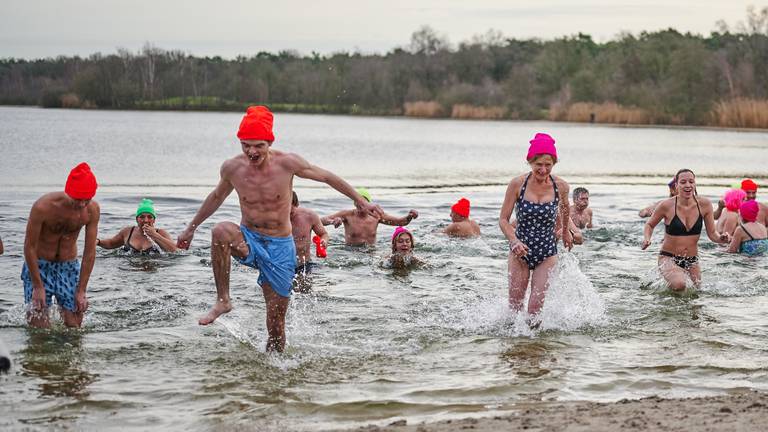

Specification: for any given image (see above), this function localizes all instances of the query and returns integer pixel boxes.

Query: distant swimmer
[444,197,481,238]
[175,106,382,352]
[97,198,177,254]
[290,191,328,288]
[639,178,677,218]
[641,169,729,291]
[321,188,418,246]
[499,133,573,324]
[569,187,593,229]
[715,189,746,237]
[727,200,768,256]
[22,163,100,328]
[387,226,424,269]
[740,179,768,226]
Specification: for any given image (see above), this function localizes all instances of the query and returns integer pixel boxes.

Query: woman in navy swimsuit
[641,169,729,291]
[499,133,573,321]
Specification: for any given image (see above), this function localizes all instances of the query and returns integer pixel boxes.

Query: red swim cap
[741,179,758,192]
[451,198,470,218]
[64,162,98,200]
[237,105,275,141]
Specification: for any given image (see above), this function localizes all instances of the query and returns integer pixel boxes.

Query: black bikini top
[665,197,703,236]
[123,226,161,254]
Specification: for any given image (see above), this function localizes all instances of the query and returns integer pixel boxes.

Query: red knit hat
[451,198,470,218]
[741,178,758,192]
[237,106,274,141]
[64,162,98,199]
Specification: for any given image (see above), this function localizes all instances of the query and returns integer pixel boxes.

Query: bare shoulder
[696,196,713,209]
[274,151,310,171]
[656,197,675,211]
[220,155,245,176]
[553,175,570,190]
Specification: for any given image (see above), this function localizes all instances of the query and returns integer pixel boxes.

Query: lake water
[0,106,767,431]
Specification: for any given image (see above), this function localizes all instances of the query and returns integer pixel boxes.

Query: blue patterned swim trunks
[236,225,297,298]
[21,259,80,312]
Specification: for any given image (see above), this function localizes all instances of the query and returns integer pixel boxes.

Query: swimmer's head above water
[450,198,470,222]
[526,133,557,179]
[391,226,414,254]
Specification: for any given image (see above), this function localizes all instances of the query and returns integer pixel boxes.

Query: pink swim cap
[723,189,746,211]
[392,226,411,240]
[740,200,759,222]
[526,133,557,161]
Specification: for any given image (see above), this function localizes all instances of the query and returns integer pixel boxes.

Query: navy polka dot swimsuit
[514,173,559,270]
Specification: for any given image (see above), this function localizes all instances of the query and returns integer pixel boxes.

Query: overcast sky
[0,0,761,59]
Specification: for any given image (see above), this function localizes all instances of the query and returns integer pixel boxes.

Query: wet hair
[527,153,558,164]
[391,231,415,253]
[292,191,299,207]
[674,168,697,195]
[572,187,589,201]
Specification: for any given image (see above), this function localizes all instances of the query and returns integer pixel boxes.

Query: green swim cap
[356,187,371,202]
[136,198,156,218]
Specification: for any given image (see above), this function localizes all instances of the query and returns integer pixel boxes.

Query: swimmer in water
[444,197,481,238]
[715,189,746,237]
[97,198,177,254]
[641,168,730,291]
[639,178,677,218]
[322,188,418,246]
[387,226,423,269]
[727,200,768,256]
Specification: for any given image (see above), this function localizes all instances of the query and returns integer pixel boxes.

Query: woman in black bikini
[641,169,729,291]
[97,198,177,254]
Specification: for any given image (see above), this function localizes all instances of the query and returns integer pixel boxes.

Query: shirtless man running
[22,162,100,328]
[321,188,418,246]
[176,106,381,352]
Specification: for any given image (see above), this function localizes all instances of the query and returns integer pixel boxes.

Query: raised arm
[380,209,418,226]
[293,155,383,218]
[321,210,351,227]
[145,227,178,252]
[639,201,658,218]
[75,201,100,313]
[713,199,725,221]
[700,198,729,244]
[97,227,130,250]
[177,164,234,249]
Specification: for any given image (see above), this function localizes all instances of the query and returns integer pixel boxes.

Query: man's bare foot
[199,301,232,325]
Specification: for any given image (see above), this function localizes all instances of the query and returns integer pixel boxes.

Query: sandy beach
[333,391,768,432]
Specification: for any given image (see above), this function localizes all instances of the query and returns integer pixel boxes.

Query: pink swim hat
[392,226,411,240]
[740,200,759,222]
[526,133,557,161]
[723,189,746,211]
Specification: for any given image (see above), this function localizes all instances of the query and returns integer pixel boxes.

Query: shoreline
[2,104,768,133]
[328,391,768,432]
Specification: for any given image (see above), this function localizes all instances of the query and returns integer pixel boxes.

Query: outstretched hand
[358,201,384,219]
[176,228,195,250]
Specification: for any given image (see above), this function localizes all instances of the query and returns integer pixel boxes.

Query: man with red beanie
[444,197,480,238]
[176,105,382,352]
[22,162,100,328]
[731,179,768,226]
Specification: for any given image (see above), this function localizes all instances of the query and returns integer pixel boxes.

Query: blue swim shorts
[236,225,297,298]
[21,259,80,312]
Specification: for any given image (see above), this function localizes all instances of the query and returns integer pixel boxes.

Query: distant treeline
[2,8,768,128]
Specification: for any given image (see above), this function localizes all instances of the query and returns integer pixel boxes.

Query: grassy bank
[18,95,768,129]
